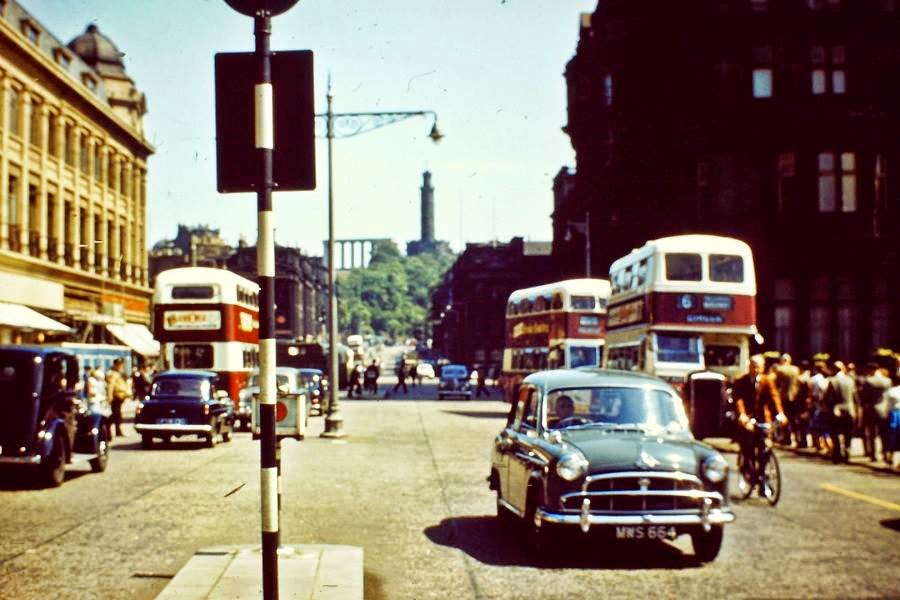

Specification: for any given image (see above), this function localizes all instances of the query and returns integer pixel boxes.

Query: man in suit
[734,354,787,469]
[825,360,858,463]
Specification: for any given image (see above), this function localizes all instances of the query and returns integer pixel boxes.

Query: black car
[0,345,110,487]
[297,368,327,416]
[135,370,235,448]
[489,368,733,562]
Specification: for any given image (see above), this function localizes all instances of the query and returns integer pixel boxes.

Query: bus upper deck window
[665,253,702,281]
[551,293,563,310]
[571,295,596,310]
[172,285,215,300]
[710,254,744,282]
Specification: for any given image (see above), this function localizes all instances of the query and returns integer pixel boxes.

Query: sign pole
[252,11,279,600]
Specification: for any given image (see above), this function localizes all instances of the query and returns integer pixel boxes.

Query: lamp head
[429,122,444,143]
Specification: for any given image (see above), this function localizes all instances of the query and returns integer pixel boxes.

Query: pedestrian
[85,366,105,414]
[133,363,153,402]
[774,353,800,445]
[347,363,363,398]
[808,360,833,455]
[859,363,891,461]
[824,360,858,463]
[364,360,380,395]
[732,354,787,470]
[875,371,900,466]
[475,364,491,398]
[393,361,408,394]
[106,358,131,437]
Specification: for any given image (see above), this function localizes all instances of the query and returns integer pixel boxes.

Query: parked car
[237,367,312,430]
[0,345,110,487]
[135,370,235,448]
[415,362,435,380]
[489,368,733,562]
[438,364,471,399]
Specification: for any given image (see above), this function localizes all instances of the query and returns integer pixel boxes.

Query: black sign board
[214,50,316,193]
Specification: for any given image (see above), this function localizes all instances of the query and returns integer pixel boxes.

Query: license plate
[615,525,676,540]
[157,417,186,425]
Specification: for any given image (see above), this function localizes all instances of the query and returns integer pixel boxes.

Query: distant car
[0,345,111,487]
[297,368,327,416]
[135,370,235,448]
[238,367,313,430]
[489,368,733,562]
[416,362,435,379]
[438,364,471,399]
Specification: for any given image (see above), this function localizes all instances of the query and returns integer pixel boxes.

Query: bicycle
[736,420,782,506]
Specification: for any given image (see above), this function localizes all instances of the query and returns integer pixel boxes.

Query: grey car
[489,368,733,562]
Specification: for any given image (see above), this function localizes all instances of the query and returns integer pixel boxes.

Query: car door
[507,385,539,514]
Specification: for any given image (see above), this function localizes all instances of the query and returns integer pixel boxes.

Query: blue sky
[20,0,596,256]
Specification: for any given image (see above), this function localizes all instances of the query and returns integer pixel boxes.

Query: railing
[8,224,21,252]
[28,230,40,256]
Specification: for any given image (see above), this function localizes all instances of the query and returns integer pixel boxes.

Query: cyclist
[733,354,788,472]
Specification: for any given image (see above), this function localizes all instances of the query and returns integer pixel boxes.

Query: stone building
[0,4,153,352]
[556,1,900,362]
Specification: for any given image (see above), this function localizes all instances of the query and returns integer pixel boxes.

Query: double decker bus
[603,234,757,388]
[153,267,259,403]
[499,278,611,402]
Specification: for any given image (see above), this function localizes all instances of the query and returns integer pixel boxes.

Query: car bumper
[135,423,213,434]
[439,389,472,396]
[0,455,42,465]
[536,506,735,533]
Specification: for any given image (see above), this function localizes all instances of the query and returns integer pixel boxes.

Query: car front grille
[560,471,721,513]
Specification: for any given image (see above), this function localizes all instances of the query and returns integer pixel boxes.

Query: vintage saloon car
[238,366,314,431]
[489,368,733,562]
[438,364,472,399]
[135,370,235,448]
[0,345,111,487]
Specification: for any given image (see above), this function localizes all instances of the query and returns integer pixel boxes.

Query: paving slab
[155,544,363,600]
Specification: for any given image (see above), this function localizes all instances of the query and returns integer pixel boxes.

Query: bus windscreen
[655,333,702,364]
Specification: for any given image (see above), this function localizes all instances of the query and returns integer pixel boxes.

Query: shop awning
[0,302,71,332]
[105,323,160,357]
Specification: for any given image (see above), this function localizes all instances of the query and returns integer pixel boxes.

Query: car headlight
[556,453,588,482]
[703,454,728,483]
[313,375,320,382]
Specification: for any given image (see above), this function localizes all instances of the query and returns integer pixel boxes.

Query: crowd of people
[80,360,156,437]
[734,352,900,468]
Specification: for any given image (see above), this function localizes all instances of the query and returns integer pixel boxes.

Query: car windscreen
[0,353,34,399]
[152,377,210,400]
[442,366,467,378]
[546,386,689,434]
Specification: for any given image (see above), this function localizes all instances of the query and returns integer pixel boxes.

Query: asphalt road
[1,379,898,599]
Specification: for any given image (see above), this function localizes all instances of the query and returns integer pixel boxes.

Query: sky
[19,0,597,256]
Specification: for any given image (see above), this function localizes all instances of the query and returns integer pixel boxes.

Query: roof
[507,278,611,304]
[154,266,260,291]
[523,368,677,392]
[154,370,218,379]
[0,344,74,357]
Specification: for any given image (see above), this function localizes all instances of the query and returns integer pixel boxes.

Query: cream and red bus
[603,234,758,390]
[499,278,611,402]
[153,267,259,404]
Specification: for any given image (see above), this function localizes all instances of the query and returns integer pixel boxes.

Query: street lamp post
[317,79,442,438]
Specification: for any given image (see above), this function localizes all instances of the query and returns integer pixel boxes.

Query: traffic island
[155,544,362,599]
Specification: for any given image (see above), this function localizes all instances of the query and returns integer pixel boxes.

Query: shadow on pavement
[112,440,212,452]
[0,465,91,491]
[880,518,900,533]
[423,516,699,569]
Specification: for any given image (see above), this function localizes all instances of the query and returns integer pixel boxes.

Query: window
[64,123,74,165]
[172,285,215,300]
[705,344,741,367]
[7,87,19,135]
[568,345,599,368]
[752,46,773,99]
[570,295,596,310]
[774,306,795,356]
[750,0,768,10]
[665,253,702,281]
[79,136,89,174]
[53,48,71,69]
[809,306,831,355]
[817,152,856,212]
[47,113,58,157]
[29,99,41,148]
[603,74,614,106]
[94,145,102,181]
[655,333,702,364]
[551,293,563,310]
[172,344,214,369]
[21,20,40,44]
[6,175,18,224]
[709,254,744,282]
[82,74,97,93]
[811,46,846,95]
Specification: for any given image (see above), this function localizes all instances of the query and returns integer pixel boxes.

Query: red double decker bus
[499,278,611,402]
[153,267,259,404]
[603,234,758,387]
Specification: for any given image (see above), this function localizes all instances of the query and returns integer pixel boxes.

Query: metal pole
[253,11,279,600]
[322,77,344,438]
[585,209,591,278]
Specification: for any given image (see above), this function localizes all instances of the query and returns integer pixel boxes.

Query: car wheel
[89,425,110,473]
[42,435,66,487]
[141,434,154,449]
[736,452,754,499]
[691,525,724,563]
[524,487,557,560]
[496,491,516,529]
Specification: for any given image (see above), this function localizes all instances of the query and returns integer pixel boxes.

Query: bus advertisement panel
[153,267,260,405]
[500,278,611,402]
[603,234,758,387]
